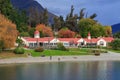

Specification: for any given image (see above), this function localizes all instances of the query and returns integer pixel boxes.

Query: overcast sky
[36,0,120,25]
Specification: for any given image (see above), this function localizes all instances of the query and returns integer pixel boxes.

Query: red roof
[58,38,80,44]
[34,30,39,34]
[23,37,114,43]
[102,37,114,42]
[84,38,98,43]
[23,37,54,42]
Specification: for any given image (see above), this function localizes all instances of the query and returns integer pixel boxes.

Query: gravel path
[0,52,120,64]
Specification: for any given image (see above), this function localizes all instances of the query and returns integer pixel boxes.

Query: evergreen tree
[89,13,97,19]
[69,5,74,17]
[59,15,65,28]
[0,0,28,32]
[65,5,78,32]
[113,32,120,38]
[79,8,86,20]
[28,7,42,27]
[53,16,61,31]
[42,8,49,26]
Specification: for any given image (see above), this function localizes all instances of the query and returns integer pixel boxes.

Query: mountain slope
[10,0,56,24]
[112,23,120,34]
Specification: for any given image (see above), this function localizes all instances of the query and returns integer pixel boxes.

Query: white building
[21,30,114,48]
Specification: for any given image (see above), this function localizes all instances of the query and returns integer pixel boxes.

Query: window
[29,43,33,47]
[50,43,53,45]
[63,43,69,46]
[100,41,104,45]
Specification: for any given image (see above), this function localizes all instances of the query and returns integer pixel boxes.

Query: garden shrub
[91,49,100,54]
[35,47,44,52]
[14,47,25,54]
[91,49,107,54]
[57,43,68,51]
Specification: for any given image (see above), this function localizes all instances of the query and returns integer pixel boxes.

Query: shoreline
[1,54,120,64]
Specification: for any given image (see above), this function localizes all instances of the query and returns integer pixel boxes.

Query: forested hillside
[112,23,120,34]
[0,0,112,38]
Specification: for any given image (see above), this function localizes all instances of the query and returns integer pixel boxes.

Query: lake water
[0,61,120,80]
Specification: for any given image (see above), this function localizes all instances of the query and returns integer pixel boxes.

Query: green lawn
[25,48,90,57]
[107,49,120,53]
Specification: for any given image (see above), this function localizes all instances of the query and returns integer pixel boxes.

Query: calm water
[0,61,120,80]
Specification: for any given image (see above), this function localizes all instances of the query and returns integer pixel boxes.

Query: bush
[57,43,68,51]
[91,49,100,56]
[90,49,107,54]
[35,47,44,52]
[101,50,108,53]
[110,39,120,50]
[14,47,25,54]
[91,49,100,53]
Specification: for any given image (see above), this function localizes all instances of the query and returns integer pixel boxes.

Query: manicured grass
[26,48,90,57]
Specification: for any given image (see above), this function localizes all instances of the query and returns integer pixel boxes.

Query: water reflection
[0,61,120,80]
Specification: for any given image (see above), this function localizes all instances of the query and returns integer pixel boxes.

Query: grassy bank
[0,51,27,59]
[107,49,120,53]
[26,48,90,57]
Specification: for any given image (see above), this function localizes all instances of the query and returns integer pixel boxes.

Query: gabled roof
[84,38,98,43]
[102,37,114,42]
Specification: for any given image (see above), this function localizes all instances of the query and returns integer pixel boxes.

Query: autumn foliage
[36,24,53,37]
[104,26,112,37]
[0,14,18,48]
[58,28,75,38]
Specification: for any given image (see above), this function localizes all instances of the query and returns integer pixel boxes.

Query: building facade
[21,30,114,48]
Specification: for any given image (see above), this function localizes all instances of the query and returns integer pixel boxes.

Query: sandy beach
[0,52,120,64]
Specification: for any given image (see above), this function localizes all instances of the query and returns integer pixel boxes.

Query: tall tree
[53,16,61,31]
[78,18,97,38]
[58,28,75,38]
[59,15,65,27]
[0,14,18,49]
[78,18,109,38]
[65,5,78,32]
[113,32,120,38]
[104,26,112,37]
[0,0,28,32]
[36,24,53,37]
[69,5,74,17]
[79,8,86,20]
[89,13,97,19]
[90,24,106,38]
[28,7,42,27]
[42,8,49,26]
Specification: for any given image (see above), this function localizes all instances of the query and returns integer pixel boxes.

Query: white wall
[77,38,86,46]
[97,39,107,47]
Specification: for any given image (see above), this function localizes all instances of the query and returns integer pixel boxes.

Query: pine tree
[42,8,49,26]
[0,0,28,32]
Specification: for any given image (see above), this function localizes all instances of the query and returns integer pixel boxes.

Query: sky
[37,0,120,26]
